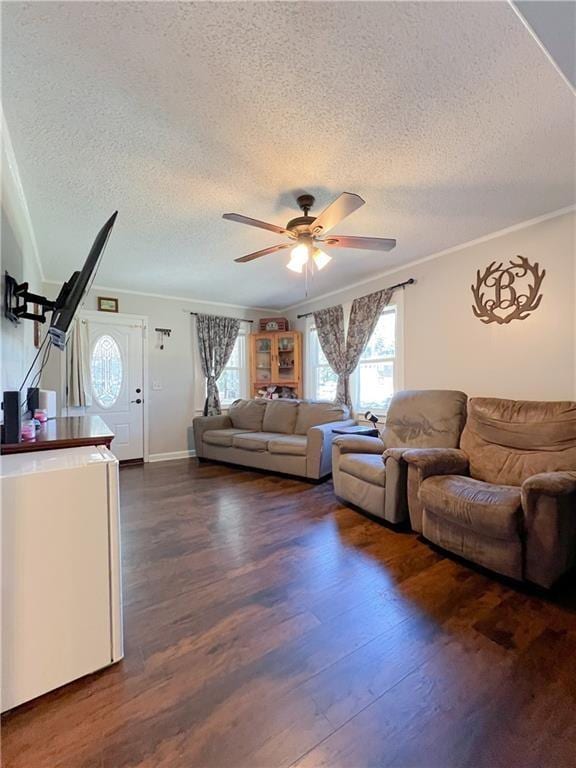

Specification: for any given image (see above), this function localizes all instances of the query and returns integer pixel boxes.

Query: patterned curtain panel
[313,304,348,404]
[345,287,394,390]
[196,314,241,416]
[66,318,93,408]
[314,288,393,407]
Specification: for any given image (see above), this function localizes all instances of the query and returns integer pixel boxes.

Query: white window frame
[305,292,404,418]
[217,330,249,407]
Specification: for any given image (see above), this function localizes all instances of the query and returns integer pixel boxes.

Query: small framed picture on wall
[98,296,119,313]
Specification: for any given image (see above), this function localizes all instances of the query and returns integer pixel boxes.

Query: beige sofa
[404,397,576,588]
[332,390,468,524]
[193,399,354,480]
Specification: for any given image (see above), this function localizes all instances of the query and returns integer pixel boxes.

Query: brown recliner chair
[332,389,467,524]
[404,398,576,588]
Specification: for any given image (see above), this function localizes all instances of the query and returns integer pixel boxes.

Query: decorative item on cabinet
[258,317,289,332]
[257,385,298,400]
[250,330,302,399]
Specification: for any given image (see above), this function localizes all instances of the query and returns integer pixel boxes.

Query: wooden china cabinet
[249,331,303,399]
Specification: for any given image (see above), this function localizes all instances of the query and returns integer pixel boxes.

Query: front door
[83,313,145,461]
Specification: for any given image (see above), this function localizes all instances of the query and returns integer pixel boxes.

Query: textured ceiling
[2,1,575,309]
[513,1,576,88]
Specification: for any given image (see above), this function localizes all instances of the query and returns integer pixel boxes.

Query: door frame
[62,310,150,462]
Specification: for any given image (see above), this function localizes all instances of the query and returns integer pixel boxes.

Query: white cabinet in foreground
[1,445,123,712]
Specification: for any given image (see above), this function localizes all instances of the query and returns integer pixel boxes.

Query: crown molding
[508,0,576,96]
[1,109,44,281]
[280,204,576,313]
[42,280,278,315]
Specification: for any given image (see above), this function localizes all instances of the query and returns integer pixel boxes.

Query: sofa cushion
[294,401,350,435]
[339,453,386,487]
[268,435,308,456]
[228,399,267,431]
[420,475,522,540]
[262,400,299,434]
[232,432,279,451]
[203,428,251,447]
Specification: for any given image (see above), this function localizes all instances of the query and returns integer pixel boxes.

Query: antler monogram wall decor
[471,256,545,325]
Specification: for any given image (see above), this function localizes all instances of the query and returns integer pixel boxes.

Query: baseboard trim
[148,450,196,463]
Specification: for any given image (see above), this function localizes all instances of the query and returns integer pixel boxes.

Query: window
[217,333,247,405]
[309,328,339,401]
[356,308,396,413]
[307,303,401,414]
[91,334,123,408]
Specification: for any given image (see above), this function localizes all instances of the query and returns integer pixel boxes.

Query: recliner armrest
[521,471,576,589]
[382,448,410,525]
[383,447,406,463]
[522,471,576,498]
[403,448,469,533]
[402,448,469,478]
[332,435,384,455]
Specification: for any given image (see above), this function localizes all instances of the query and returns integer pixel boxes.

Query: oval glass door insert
[91,334,123,408]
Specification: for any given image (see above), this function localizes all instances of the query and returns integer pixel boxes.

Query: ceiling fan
[223,192,396,273]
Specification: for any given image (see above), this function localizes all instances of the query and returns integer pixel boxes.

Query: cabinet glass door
[254,336,273,383]
[276,333,296,382]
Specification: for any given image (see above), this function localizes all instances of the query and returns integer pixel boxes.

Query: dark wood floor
[3,460,576,768]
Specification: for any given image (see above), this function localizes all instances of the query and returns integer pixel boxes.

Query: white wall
[41,286,265,459]
[1,115,43,394]
[287,210,576,402]
[19,206,576,458]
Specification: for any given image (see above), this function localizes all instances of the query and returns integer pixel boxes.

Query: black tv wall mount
[4,271,56,325]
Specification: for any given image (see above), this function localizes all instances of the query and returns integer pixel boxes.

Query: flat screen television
[48,211,118,350]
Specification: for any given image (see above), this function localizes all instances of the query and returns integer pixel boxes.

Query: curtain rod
[190,312,254,323]
[296,278,416,319]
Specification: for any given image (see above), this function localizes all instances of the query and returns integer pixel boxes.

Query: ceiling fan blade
[223,213,288,236]
[311,192,365,235]
[234,243,291,263]
[322,235,397,252]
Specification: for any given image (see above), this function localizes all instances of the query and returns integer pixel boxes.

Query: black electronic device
[4,212,118,351]
[27,387,40,415]
[48,211,118,349]
[1,391,22,444]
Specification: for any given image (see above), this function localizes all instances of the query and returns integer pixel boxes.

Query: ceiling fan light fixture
[225,191,396,271]
[286,257,304,273]
[290,242,310,266]
[312,248,332,270]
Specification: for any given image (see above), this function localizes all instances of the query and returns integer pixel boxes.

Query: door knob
[131,398,142,404]
[136,388,141,394]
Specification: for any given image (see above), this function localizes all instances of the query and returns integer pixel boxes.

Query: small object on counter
[34,410,48,423]
[21,421,36,441]
[38,390,57,419]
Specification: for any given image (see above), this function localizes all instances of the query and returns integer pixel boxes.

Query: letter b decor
[471,256,545,324]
